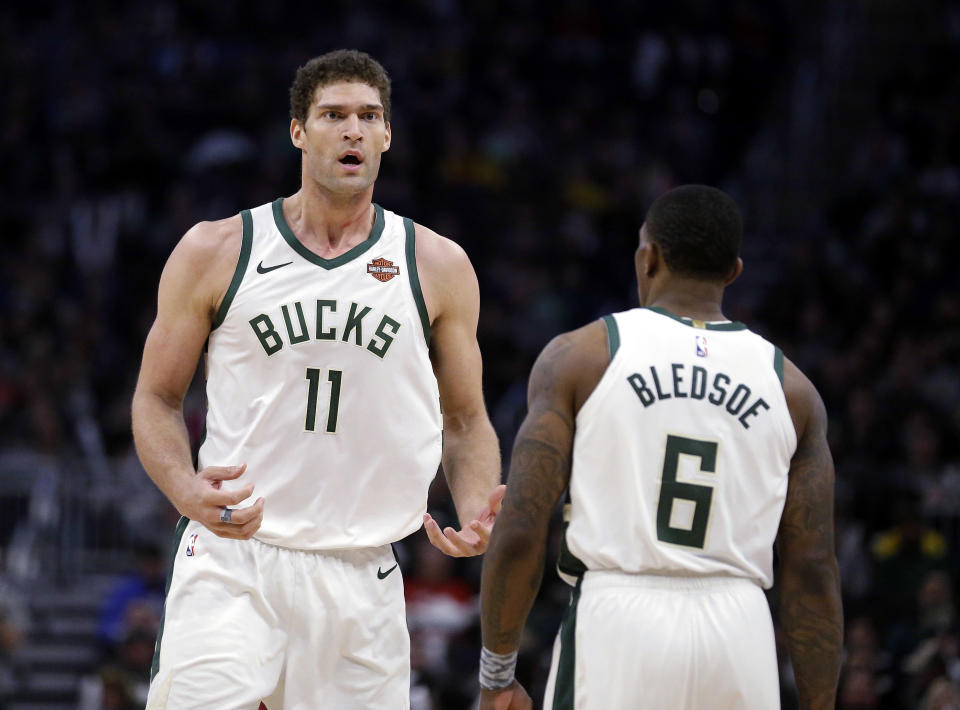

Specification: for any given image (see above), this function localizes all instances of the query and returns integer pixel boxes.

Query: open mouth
[339,154,362,165]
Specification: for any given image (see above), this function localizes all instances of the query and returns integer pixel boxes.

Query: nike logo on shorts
[377,564,398,580]
[256,260,292,274]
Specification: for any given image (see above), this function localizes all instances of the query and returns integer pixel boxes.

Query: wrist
[478,646,517,691]
[168,466,199,515]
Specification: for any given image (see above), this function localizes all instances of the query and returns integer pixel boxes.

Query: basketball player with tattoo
[478,185,842,710]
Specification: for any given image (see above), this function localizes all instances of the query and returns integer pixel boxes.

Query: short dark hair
[644,185,742,280]
[289,49,392,123]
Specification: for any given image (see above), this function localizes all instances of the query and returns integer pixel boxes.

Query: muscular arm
[776,360,843,710]
[417,224,502,554]
[481,320,608,653]
[131,217,263,538]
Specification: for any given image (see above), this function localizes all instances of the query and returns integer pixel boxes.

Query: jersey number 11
[304,368,342,433]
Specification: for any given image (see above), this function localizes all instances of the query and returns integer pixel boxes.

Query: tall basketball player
[132,50,503,709]
[477,185,842,710]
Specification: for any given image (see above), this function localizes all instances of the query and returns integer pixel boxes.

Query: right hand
[176,464,264,539]
[479,682,532,710]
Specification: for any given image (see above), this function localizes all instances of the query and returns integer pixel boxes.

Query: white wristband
[479,646,518,691]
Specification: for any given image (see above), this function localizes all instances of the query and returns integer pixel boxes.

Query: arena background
[1,1,958,708]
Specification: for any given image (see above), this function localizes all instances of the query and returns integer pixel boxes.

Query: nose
[343,114,362,142]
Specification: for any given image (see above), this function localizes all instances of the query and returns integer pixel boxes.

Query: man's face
[291,81,391,195]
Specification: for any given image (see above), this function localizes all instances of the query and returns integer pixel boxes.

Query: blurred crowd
[1,1,959,708]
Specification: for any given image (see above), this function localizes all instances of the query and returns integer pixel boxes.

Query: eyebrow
[316,103,384,112]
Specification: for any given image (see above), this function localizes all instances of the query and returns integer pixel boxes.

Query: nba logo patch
[185,533,199,557]
[695,335,708,357]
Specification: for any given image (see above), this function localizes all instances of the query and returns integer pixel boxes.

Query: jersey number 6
[304,368,342,433]
[656,435,718,549]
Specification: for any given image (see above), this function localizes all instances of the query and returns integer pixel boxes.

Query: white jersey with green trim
[199,198,442,550]
[560,307,797,588]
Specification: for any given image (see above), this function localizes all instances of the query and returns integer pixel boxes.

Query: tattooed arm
[479,320,609,709]
[776,358,843,710]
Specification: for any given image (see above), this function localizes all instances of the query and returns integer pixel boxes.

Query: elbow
[443,408,493,437]
[131,387,183,425]
[488,519,545,562]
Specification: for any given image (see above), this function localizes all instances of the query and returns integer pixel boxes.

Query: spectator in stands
[97,541,166,650]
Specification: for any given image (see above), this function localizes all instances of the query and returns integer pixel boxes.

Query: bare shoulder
[171,215,243,276]
[162,214,244,318]
[530,319,611,414]
[781,356,826,444]
[412,222,476,323]
[413,222,471,270]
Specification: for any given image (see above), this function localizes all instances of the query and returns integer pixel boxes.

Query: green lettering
[690,366,707,400]
[250,314,283,356]
[315,300,337,340]
[281,302,309,344]
[671,363,688,398]
[650,366,670,400]
[708,373,729,406]
[628,373,655,407]
[738,398,770,429]
[342,302,372,345]
[725,384,751,416]
[367,316,401,358]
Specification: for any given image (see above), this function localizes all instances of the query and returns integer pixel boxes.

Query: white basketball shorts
[146,518,409,710]
[542,572,780,710]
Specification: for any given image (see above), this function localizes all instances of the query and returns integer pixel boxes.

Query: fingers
[516,694,533,710]
[515,684,533,710]
[200,482,254,508]
[443,526,485,556]
[193,463,262,540]
[200,463,246,481]
[221,497,263,527]
[423,513,487,557]
[470,518,492,546]
[424,514,476,556]
[221,484,256,506]
[480,684,532,710]
[488,484,507,514]
[207,498,264,540]
[197,464,254,507]
[423,513,461,556]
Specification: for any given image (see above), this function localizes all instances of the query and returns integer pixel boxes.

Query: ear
[382,120,391,153]
[634,242,656,279]
[290,118,305,151]
[645,240,662,277]
[724,257,744,286]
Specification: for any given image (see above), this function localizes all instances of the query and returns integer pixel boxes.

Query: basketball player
[131,50,503,709]
[477,185,842,709]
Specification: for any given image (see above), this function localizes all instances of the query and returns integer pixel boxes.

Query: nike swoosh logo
[377,564,398,580]
[256,260,292,274]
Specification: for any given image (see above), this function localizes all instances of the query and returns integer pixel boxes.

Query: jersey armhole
[773,346,784,387]
[211,209,253,330]
[601,314,620,362]
[403,217,431,346]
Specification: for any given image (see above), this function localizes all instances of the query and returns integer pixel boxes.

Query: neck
[286,179,375,249]
[645,278,728,322]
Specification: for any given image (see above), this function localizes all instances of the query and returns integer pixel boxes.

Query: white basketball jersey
[199,199,442,550]
[559,307,797,588]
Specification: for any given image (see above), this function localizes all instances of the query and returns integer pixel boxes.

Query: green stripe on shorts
[552,578,583,710]
[150,516,190,681]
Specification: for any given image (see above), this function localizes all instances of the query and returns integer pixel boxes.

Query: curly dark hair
[644,185,743,280]
[289,49,392,123]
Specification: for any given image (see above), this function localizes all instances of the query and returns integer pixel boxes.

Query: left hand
[479,681,533,710]
[424,484,506,557]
